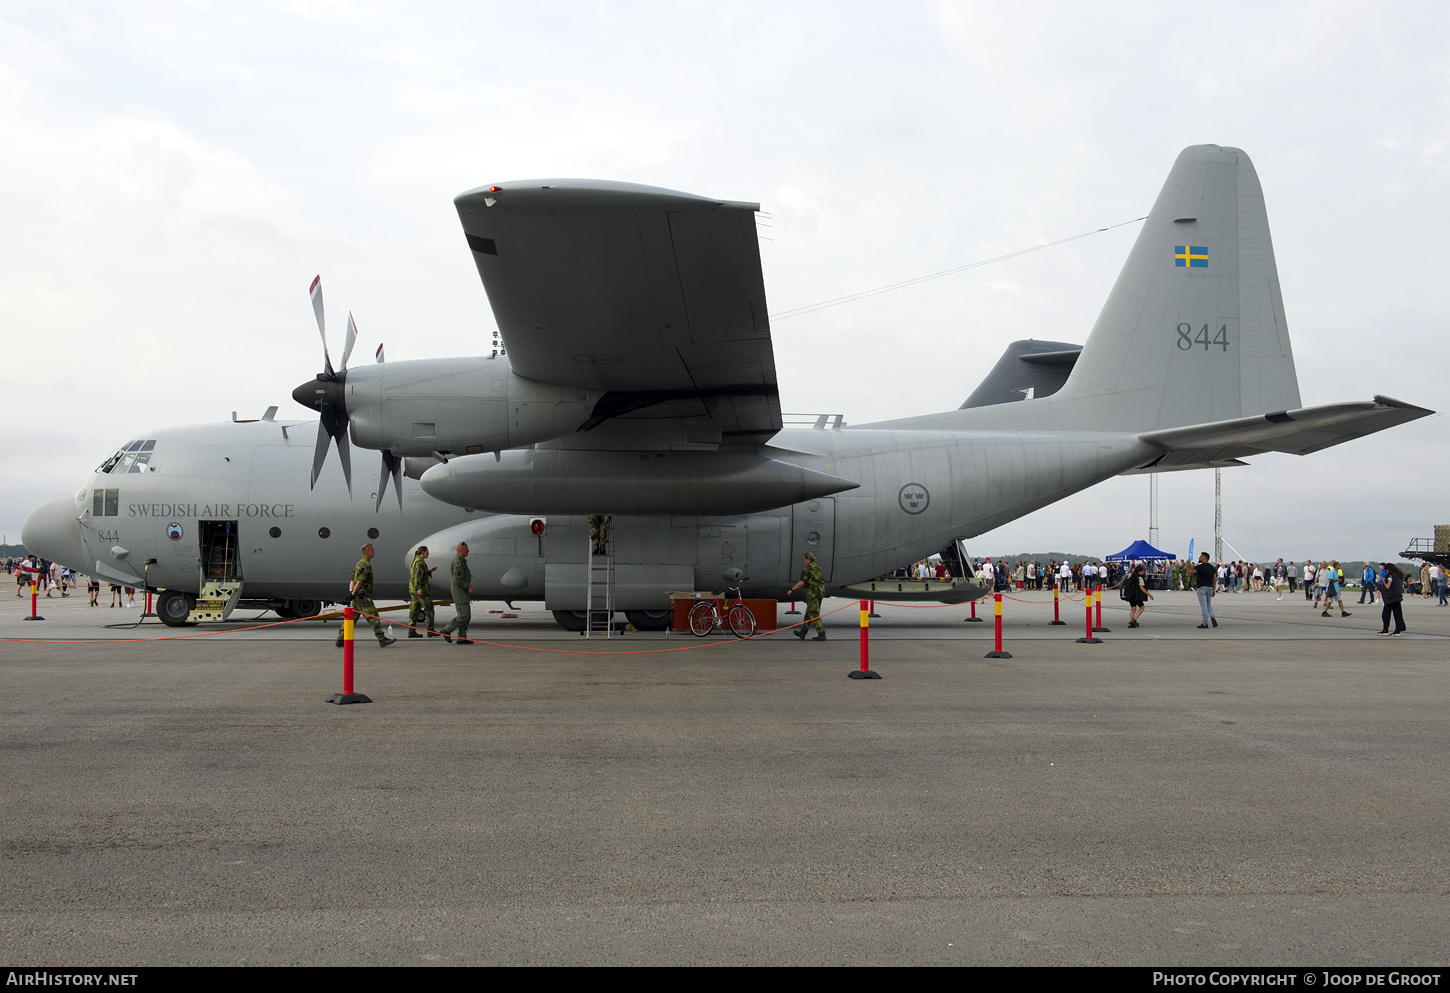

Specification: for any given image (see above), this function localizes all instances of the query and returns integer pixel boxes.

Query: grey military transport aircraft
[23,144,1432,631]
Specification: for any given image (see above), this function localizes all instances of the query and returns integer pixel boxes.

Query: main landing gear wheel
[156,590,197,627]
[624,609,671,632]
[727,604,756,639]
[552,609,613,632]
[288,598,322,619]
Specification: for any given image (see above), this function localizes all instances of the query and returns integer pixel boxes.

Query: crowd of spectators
[3,556,134,607]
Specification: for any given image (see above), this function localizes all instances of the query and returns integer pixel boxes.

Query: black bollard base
[964,617,984,623]
[1075,637,1103,644]
[984,650,1013,658]
[22,615,45,621]
[1049,620,1066,625]
[848,670,882,680]
[1093,627,1111,632]
[326,693,373,705]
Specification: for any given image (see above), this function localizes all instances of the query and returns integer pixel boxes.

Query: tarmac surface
[2,585,1448,965]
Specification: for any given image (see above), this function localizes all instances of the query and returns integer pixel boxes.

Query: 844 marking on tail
[1177,323,1230,352]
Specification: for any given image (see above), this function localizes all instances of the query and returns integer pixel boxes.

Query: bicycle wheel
[727,603,756,639]
[688,601,717,637]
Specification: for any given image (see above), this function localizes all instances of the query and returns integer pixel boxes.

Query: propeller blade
[340,312,358,372]
[310,275,334,378]
[376,451,403,512]
[314,399,354,496]
[334,427,353,496]
[375,342,385,364]
[309,418,331,490]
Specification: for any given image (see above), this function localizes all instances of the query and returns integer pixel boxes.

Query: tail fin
[1053,144,1301,431]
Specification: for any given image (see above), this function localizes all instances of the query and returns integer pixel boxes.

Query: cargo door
[191,520,243,622]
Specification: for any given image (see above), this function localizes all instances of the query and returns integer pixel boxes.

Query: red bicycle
[688,588,756,639]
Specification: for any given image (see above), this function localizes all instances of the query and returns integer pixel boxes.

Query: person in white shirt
[17,555,39,596]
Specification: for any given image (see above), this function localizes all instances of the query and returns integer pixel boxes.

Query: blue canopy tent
[1106,540,1176,562]
[1106,540,1177,590]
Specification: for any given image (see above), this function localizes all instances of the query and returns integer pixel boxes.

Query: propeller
[293,276,400,513]
[293,276,353,495]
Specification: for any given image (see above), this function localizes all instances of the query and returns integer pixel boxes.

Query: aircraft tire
[624,609,671,632]
[552,609,596,632]
[156,590,196,627]
[288,598,323,619]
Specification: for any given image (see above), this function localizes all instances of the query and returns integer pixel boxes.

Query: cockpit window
[97,440,157,474]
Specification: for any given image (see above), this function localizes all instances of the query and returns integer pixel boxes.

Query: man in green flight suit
[337,543,395,648]
[440,542,474,645]
[788,550,827,641]
[407,545,438,638]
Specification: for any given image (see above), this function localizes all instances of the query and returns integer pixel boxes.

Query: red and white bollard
[1077,590,1103,644]
[1093,585,1110,632]
[985,592,1012,658]
[23,580,44,622]
[327,605,373,704]
[848,598,881,679]
[1049,584,1065,625]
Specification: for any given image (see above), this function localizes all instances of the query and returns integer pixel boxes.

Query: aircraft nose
[21,498,87,571]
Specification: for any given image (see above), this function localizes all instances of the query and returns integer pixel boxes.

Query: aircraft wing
[455,179,780,444]
[1128,395,1433,471]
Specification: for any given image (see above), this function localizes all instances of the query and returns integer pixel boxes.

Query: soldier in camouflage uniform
[440,542,475,645]
[407,545,438,638]
[588,514,611,555]
[337,543,395,647]
[788,551,827,641]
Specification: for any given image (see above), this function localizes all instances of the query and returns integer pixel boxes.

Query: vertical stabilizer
[1053,145,1301,431]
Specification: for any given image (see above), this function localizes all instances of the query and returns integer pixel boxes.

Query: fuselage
[24,415,1154,608]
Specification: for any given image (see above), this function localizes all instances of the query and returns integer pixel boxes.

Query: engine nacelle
[343,355,601,457]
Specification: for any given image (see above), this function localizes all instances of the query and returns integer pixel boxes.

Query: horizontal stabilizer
[959,339,1081,409]
[1129,395,1433,471]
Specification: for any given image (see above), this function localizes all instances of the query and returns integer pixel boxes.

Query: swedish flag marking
[1175,245,1208,268]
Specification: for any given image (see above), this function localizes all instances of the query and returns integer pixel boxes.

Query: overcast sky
[2,1,1446,562]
